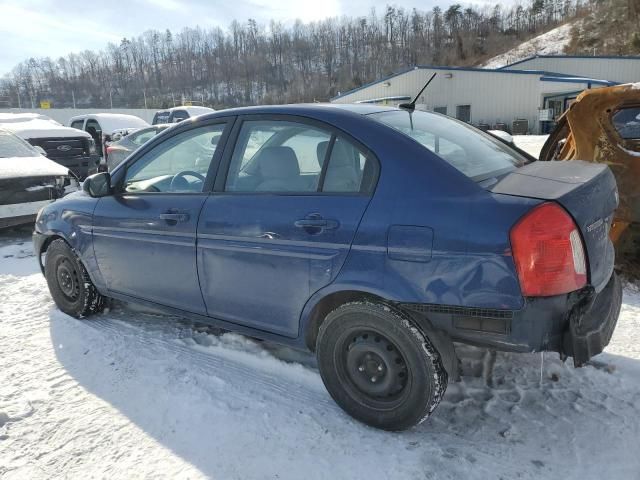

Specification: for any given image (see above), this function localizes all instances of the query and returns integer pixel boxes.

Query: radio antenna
[398,72,437,112]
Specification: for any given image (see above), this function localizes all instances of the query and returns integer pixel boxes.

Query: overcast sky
[0,0,500,76]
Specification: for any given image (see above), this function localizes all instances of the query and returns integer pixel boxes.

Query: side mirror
[34,145,47,156]
[83,172,112,198]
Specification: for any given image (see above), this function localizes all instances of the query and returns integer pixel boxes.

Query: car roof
[69,113,150,133]
[157,106,215,114]
[192,103,399,121]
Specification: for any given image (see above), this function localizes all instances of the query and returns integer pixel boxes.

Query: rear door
[197,115,379,337]
[92,119,231,314]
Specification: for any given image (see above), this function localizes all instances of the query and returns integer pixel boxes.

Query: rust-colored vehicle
[540,83,640,266]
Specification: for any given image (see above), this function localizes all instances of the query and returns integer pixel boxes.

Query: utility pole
[109,89,113,109]
[71,90,76,109]
[143,89,148,109]
[171,92,175,107]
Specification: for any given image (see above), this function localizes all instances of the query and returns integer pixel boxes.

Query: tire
[44,239,105,318]
[316,302,447,431]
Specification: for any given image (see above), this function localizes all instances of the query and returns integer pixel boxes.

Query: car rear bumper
[563,272,622,366]
[401,272,622,366]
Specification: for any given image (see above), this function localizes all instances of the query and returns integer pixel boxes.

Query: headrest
[256,146,300,179]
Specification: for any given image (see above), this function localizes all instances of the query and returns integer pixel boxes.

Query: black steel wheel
[44,239,104,318]
[317,302,447,431]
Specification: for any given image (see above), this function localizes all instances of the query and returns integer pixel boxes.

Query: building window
[456,105,471,123]
[434,106,447,115]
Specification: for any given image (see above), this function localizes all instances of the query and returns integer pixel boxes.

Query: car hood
[0,119,91,140]
[0,155,69,180]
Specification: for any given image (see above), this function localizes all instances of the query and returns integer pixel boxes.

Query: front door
[92,120,230,314]
[197,117,379,337]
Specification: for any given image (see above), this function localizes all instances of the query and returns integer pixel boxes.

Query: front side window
[370,109,527,181]
[70,120,84,130]
[612,107,640,140]
[225,120,331,193]
[123,123,225,193]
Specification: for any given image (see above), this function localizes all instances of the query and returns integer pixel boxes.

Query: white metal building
[500,55,640,84]
[331,56,640,134]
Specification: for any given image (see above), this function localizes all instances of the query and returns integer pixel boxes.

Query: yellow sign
[40,100,51,109]
[184,101,192,106]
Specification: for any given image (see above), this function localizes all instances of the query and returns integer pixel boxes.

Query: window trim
[112,118,234,196]
[213,113,380,197]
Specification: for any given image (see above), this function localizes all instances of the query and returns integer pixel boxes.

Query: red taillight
[510,202,587,297]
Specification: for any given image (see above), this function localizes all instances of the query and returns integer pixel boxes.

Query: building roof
[330,64,617,101]
[499,54,640,70]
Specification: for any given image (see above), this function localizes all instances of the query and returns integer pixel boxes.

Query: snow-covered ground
[1,221,639,479]
[481,23,576,69]
[514,134,549,159]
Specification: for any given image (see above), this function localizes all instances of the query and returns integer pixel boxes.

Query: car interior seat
[254,146,306,192]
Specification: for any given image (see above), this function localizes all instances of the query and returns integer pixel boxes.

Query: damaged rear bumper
[564,272,622,366]
[401,273,622,367]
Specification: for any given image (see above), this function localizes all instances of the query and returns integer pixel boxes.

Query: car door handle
[294,216,339,230]
[159,212,190,223]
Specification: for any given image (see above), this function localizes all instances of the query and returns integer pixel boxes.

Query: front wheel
[44,239,105,318]
[316,302,447,431]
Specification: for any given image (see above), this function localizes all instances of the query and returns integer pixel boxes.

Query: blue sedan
[33,104,621,430]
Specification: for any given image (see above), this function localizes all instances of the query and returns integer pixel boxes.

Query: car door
[197,116,379,337]
[92,119,231,314]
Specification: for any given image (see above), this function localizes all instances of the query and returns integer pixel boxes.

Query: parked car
[68,113,150,167]
[152,106,215,125]
[0,129,77,229]
[34,104,621,431]
[105,124,172,171]
[0,113,99,179]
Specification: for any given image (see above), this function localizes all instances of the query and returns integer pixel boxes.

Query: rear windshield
[369,110,527,181]
[0,131,37,158]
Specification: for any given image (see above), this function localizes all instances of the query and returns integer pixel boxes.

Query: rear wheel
[44,239,104,318]
[316,302,447,431]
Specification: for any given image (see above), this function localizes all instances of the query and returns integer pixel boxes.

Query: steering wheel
[169,170,206,192]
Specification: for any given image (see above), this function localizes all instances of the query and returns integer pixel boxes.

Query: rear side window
[322,137,377,193]
[612,107,640,139]
[153,112,170,125]
[225,120,330,193]
[130,128,159,146]
[370,110,527,181]
[172,111,189,123]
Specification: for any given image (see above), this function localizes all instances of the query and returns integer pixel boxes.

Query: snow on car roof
[68,113,150,134]
[157,106,215,114]
[0,113,91,140]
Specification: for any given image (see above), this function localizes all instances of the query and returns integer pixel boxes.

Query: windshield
[369,110,527,181]
[0,131,38,158]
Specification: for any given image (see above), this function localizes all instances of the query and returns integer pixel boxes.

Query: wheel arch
[301,286,459,380]
[302,288,388,351]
